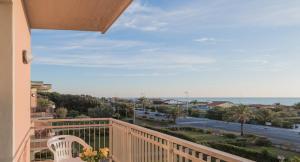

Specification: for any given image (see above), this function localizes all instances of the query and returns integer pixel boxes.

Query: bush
[227,138,248,147]
[254,137,272,147]
[55,107,68,118]
[207,142,278,162]
[272,119,294,128]
[206,129,213,134]
[144,126,197,143]
[223,133,237,139]
[289,156,300,162]
[168,127,205,133]
[244,134,257,138]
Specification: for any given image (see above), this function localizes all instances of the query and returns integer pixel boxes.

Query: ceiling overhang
[22,0,132,33]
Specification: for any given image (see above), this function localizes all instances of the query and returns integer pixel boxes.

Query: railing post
[167,141,173,162]
[109,119,113,162]
[127,126,132,162]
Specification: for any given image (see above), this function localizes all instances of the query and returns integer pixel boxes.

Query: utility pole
[133,98,136,124]
[184,91,189,118]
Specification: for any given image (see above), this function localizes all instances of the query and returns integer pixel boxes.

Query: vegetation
[168,106,182,123]
[36,98,53,112]
[88,106,114,118]
[255,108,274,124]
[137,122,300,162]
[37,92,300,161]
[294,103,300,110]
[39,92,134,119]
[225,105,254,136]
[206,104,299,129]
[55,107,68,118]
[206,107,226,120]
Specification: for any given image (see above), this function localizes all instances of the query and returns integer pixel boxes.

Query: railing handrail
[110,118,254,162]
[32,118,254,162]
[32,117,111,122]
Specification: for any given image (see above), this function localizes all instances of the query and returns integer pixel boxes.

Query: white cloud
[93,72,177,78]
[113,0,300,32]
[114,1,169,31]
[194,37,229,44]
[33,52,216,70]
[33,37,146,52]
[194,38,216,43]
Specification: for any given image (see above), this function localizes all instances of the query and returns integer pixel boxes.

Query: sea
[169,97,300,106]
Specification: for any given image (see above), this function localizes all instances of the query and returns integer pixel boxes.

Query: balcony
[31,118,253,162]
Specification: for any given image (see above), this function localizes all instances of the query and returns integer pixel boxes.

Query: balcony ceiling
[23,0,132,33]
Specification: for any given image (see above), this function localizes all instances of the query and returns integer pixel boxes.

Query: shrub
[289,156,300,162]
[206,129,213,134]
[207,142,278,162]
[228,138,248,147]
[254,137,272,147]
[55,107,68,118]
[144,126,197,143]
[168,127,205,133]
[244,134,257,138]
[223,133,237,139]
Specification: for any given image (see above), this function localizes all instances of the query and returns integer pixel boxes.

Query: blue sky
[31,0,300,97]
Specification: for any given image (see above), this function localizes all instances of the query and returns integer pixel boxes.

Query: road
[176,117,300,151]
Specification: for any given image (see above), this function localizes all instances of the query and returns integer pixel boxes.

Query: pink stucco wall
[13,0,31,161]
[0,2,13,161]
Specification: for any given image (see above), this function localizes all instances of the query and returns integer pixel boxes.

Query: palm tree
[168,106,181,123]
[226,105,253,136]
[256,108,274,125]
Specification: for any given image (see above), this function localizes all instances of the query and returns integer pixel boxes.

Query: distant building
[191,102,210,111]
[152,99,165,105]
[30,81,54,119]
[31,81,52,92]
[163,99,184,105]
[207,101,235,108]
[30,88,38,112]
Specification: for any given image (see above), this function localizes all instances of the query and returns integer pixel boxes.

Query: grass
[135,117,172,127]
[175,130,228,142]
[168,128,300,160]
[252,146,300,158]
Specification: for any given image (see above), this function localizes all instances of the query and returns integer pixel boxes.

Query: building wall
[0,1,14,161]
[0,0,31,161]
[30,88,37,112]
[219,103,235,108]
[13,0,31,161]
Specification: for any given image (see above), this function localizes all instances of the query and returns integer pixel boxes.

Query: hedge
[144,126,197,143]
[207,142,278,162]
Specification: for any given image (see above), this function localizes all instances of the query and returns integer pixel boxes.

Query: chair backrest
[47,135,91,162]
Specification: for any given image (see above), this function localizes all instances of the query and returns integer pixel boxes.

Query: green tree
[168,107,181,123]
[255,109,274,124]
[225,105,254,136]
[37,98,51,107]
[67,110,80,118]
[56,107,68,118]
[88,106,113,118]
[138,96,151,110]
[206,107,226,120]
[294,103,300,110]
[190,100,198,105]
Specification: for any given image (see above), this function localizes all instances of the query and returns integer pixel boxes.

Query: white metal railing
[31,118,254,162]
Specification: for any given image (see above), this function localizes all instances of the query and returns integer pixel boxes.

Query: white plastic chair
[47,135,91,162]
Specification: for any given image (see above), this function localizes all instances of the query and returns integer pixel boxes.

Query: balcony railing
[31,112,54,119]
[31,118,254,162]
